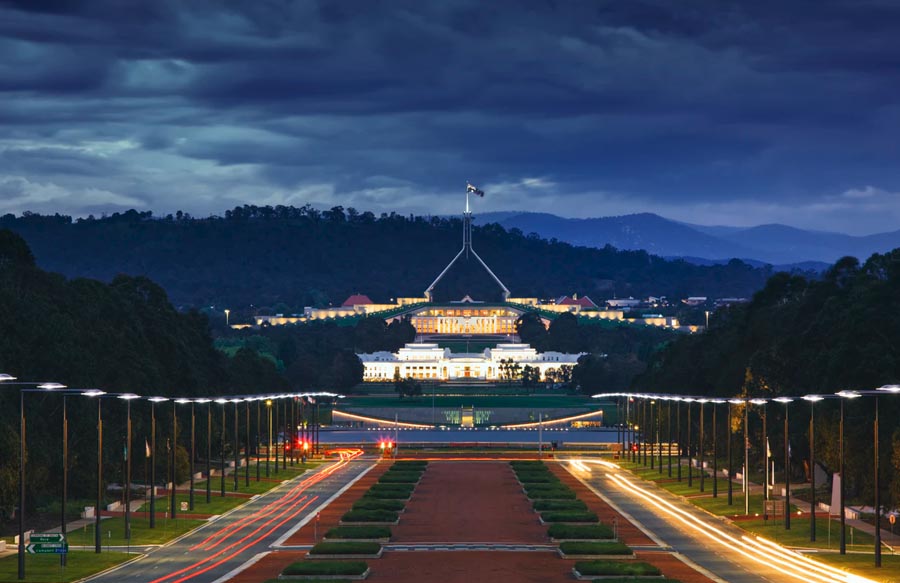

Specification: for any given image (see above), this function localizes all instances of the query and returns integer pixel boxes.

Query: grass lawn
[741,517,876,551]
[813,553,900,583]
[135,492,246,515]
[66,516,205,547]
[0,551,132,582]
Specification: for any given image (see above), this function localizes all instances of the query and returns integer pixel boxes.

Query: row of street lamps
[603,385,899,568]
[0,373,339,581]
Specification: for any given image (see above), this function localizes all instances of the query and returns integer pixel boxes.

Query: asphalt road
[83,458,374,583]
[563,459,823,583]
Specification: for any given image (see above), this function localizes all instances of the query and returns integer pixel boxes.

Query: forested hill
[633,251,900,397]
[0,206,776,311]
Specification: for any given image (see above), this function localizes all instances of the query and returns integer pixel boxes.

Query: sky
[1,0,899,235]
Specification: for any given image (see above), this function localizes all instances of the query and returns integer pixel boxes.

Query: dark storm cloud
[1,0,899,233]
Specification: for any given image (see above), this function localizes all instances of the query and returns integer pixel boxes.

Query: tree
[548,312,581,353]
[515,312,548,349]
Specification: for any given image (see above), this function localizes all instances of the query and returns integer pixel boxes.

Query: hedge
[541,511,599,523]
[525,489,576,500]
[533,499,587,512]
[352,499,406,512]
[378,473,421,483]
[324,526,391,540]
[516,474,559,484]
[362,490,412,500]
[282,561,369,576]
[309,542,382,555]
[559,541,632,556]
[573,561,660,577]
[341,509,399,523]
[393,460,428,468]
[367,483,415,493]
[547,524,615,539]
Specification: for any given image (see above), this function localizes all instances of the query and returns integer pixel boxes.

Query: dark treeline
[219,316,416,392]
[0,206,774,312]
[633,251,900,508]
[0,230,287,523]
[516,312,675,393]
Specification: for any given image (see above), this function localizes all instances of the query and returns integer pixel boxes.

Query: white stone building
[358,342,584,382]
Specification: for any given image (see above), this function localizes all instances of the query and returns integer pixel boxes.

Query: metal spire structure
[424,183,511,302]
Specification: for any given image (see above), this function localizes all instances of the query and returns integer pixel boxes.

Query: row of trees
[632,251,900,509]
[0,230,288,524]
[0,206,774,311]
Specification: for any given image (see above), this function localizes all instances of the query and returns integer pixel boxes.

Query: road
[564,458,867,583]
[83,458,374,583]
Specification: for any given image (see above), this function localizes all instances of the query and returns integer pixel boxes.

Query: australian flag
[466,183,485,197]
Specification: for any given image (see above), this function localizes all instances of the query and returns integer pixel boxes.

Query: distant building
[557,293,598,308]
[358,342,584,382]
[682,296,708,306]
[606,297,641,309]
[714,297,749,307]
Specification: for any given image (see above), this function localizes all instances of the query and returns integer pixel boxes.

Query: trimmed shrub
[309,542,382,555]
[367,483,415,493]
[573,560,660,577]
[533,499,587,512]
[341,509,398,523]
[547,523,615,539]
[541,511,599,523]
[352,498,405,512]
[379,473,421,483]
[324,526,391,540]
[559,541,632,556]
[526,489,576,500]
[362,490,411,500]
[516,474,559,484]
[282,561,368,576]
[510,461,545,469]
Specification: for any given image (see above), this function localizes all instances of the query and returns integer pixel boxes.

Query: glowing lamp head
[380,441,386,450]
[302,441,309,451]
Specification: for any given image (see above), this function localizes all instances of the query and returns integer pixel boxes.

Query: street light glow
[37,382,67,390]
[750,398,767,405]
[773,397,794,403]
[836,391,861,399]
[875,384,900,393]
[802,395,825,402]
[0,374,18,381]
[81,389,106,397]
[118,393,141,400]
[148,396,169,402]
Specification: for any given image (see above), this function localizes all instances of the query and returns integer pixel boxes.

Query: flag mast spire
[423,182,510,302]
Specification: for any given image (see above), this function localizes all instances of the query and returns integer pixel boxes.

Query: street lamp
[728,399,745,511]
[697,398,708,492]
[711,399,725,498]
[666,398,673,477]
[245,399,251,486]
[802,395,824,542]
[836,390,861,555]
[117,394,140,542]
[872,384,899,567]
[224,309,230,327]
[231,399,241,492]
[147,397,168,527]
[215,398,228,496]
[266,399,273,477]
[684,398,695,487]
[175,399,194,511]
[750,398,768,518]
[0,376,66,579]
[81,389,107,554]
[773,397,793,530]
[192,398,212,504]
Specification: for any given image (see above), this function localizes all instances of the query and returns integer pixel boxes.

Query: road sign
[26,542,68,554]
[30,533,64,543]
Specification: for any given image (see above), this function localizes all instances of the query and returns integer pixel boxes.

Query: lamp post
[676,398,682,481]
[698,399,707,492]
[728,398,747,513]
[232,399,240,492]
[802,395,824,542]
[649,400,655,470]
[750,399,768,518]
[836,391,861,555]
[224,309,230,327]
[266,399,272,477]
[727,400,735,505]
[711,399,724,498]
[148,397,168,527]
[196,399,211,504]
[774,397,793,530]
[685,398,694,487]
[872,384,900,567]
[245,400,251,487]
[118,394,140,542]
[216,399,227,496]
[256,399,261,482]
[81,389,107,554]
[174,399,195,511]
[170,400,178,520]
[667,399,673,477]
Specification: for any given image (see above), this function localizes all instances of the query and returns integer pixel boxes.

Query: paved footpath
[82,458,374,583]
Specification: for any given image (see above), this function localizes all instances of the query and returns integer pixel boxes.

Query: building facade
[358,342,584,382]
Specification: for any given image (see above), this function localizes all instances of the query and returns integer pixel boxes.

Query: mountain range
[474,212,900,267]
